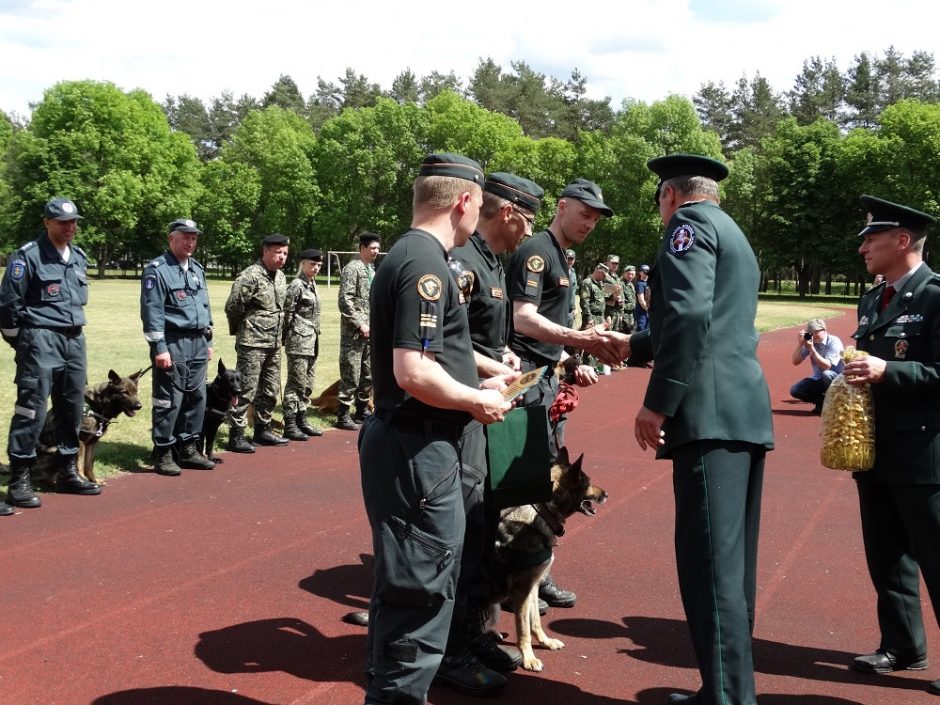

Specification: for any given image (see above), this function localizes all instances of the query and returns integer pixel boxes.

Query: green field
[0,275,849,483]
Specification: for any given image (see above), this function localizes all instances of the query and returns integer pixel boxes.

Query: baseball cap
[44,197,83,221]
[565,249,576,258]
[168,218,200,235]
[807,319,826,332]
[640,264,650,272]
[560,178,614,217]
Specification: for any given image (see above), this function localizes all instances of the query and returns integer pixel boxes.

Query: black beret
[484,172,544,213]
[418,153,484,185]
[168,218,200,235]
[359,232,381,247]
[299,248,322,261]
[560,178,614,217]
[263,233,289,246]
[858,195,936,238]
[44,197,83,221]
[647,153,729,183]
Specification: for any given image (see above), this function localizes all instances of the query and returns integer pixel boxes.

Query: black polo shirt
[508,229,571,364]
[369,229,478,424]
[451,232,509,363]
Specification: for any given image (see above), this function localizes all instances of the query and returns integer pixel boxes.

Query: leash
[167,360,208,393]
[84,407,113,437]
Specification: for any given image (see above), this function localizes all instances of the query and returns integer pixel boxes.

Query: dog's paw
[522,655,544,672]
[542,637,565,651]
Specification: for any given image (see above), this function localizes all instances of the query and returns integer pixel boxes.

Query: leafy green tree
[163,93,214,161]
[419,71,463,102]
[194,159,262,273]
[339,68,382,109]
[728,74,785,151]
[262,74,306,114]
[694,81,735,152]
[206,91,259,158]
[4,80,202,275]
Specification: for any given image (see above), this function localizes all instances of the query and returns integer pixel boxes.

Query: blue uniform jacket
[140,251,212,355]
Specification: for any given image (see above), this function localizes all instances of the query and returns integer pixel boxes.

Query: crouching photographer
[790,318,844,414]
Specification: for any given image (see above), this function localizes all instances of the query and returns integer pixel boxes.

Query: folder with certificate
[486,405,552,508]
[502,366,546,402]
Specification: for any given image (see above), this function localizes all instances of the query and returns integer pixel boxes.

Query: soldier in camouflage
[602,254,624,333]
[336,232,379,430]
[224,233,290,451]
[620,265,637,334]
[579,263,608,370]
[281,248,324,441]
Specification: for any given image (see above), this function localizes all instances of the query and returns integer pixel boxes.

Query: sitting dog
[201,359,243,463]
[32,367,149,487]
[486,447,607,672]
[310,379,373,416]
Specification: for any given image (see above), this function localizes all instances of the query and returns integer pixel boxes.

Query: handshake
[580,325,632,367]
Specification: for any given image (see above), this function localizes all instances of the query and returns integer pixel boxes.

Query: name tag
[491,287,503,299]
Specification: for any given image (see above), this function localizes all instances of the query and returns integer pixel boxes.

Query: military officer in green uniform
[1,197,100,512]
[602,254,624,333]
[842,196,940,697]
[336,232,380,430]
[609,154,774,705]
[580,262,609,329]
[359,153,514,704]
[620,265,637,334]
[224,233,290,451]
[443,172,544,686]
[140,218,215,476]
[281,248,324,441]
[509,178,619,609]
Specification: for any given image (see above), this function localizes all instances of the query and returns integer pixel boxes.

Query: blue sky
[1,0,936,119]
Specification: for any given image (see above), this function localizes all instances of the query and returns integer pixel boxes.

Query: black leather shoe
[928,678,940,696]
[176,440,214,470]
[433,650,507,695]
[227,429,255,454]
[501,598,549,616]
[153,445,182,476]
[335,414,361,431]
[467,631,522,672]
[253,428,289,446]
[852,650,928,674]
[539,574,577,608]
[341,611,369,626]
[0,501,13,516]
[296,414,323,437]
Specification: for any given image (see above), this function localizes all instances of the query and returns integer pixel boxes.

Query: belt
[167,329,207,338]
[32,325,83,337]
[375,408,470,441]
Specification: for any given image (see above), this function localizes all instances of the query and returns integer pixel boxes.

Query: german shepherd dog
[200,359,243,463]
[486,447,607,672]
[33,367,149,488]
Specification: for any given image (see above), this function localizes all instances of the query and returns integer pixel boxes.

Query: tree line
[1,50,938,295]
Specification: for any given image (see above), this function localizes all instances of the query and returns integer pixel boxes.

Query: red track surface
[2,308,937,705]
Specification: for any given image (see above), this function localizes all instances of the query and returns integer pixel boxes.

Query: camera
[803,332,813,341]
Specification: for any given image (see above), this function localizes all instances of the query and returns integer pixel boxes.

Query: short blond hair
[413,175,480,211]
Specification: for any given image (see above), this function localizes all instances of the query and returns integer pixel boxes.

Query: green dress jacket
[853,263,940,484]
[630,200,774,458]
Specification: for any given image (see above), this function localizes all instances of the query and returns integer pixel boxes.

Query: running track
[2,308,937,705]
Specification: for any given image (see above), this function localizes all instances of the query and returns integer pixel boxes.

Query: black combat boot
[56,455,101,495]
[176,439,215,470]
[153,445,182,476]
[434,647,507,695]
[253,424,289,446]
[227,426,255,454]
[0,500,12,516]
[6,461,41,508]
[282,415,309,441]
[464,605,522,672]
[335,403,360,431]
[296,412,322,437]
[538,572,576,608]
[353,402,372,424]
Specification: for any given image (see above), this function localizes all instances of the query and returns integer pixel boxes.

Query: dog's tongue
[231,396,238,407]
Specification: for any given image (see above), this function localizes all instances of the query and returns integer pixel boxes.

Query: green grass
[0,275,344,483]
[0,275,852,484]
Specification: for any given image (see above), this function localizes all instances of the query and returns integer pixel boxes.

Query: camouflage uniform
[224,261,286,431]
[603,272,624,332]
[282,273,320,417]
[579,274,606,328]
[620,277,637,333]
[337,258,373,416]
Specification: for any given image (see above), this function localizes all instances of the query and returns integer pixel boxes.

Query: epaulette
[17,241,37,253]
[190,258,204,271]
[72,244,88,259]
[147,258,164,268]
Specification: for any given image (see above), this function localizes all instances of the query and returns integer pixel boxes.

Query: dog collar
[533,503,566,537]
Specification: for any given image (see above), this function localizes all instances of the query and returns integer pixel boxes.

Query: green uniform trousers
[672,440,764,705]
[856,480,940,660]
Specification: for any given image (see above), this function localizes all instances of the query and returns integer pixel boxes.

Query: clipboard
[486,406,552,508]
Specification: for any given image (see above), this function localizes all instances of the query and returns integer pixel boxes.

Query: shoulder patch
[526,255,545,273]
[669,224,696,256]
[417,274,442,301]
[465,270,476,294]
[143,275,157,290]
[9,259,27,280]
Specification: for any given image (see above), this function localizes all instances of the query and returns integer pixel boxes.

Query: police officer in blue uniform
[359,153,514,704]
[1,197,101,511]
[141,218,215,476]
[842,197,940,697]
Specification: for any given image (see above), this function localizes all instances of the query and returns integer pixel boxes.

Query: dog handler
[359,153,513,704]
[140,218,215,476]
[1,197,101,512]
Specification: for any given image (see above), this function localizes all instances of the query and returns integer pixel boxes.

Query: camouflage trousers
[283,353,317,416]
[229,345,281,429]
[338,327,372,410]
[604,306,622,333]
[620,312,635,334]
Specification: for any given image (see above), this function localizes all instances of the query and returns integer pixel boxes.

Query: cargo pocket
[375,514,456,607]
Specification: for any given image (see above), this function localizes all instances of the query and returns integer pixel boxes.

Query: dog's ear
[108,369,121,384]
[572,453,585,475]
[554,446,571,466]
[218,358,226,373]
[131,366,152,382]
